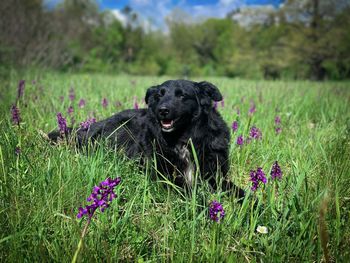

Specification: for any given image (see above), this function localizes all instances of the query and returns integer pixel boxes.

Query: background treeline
[1,0,349,80]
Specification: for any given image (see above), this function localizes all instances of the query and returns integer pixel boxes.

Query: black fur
[49,80,244,199]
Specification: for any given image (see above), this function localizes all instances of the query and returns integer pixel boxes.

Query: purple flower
[275,127,282,134]
[249,103,256,115]
[134,101,139,110]
[77,177,121,219]
[17,80,25,100]
[213,101,218,110]
[232,121,238,132]
[209,200,225,222]
[69,88,75,101]
[270,161,282,180]
[79,118,96,130]
[78,99,86,108]
[275,116,281,125]
[250,167,267,191]
[249,126,262,139]
[102,98,108,108]
[56,112,67,134]
[237,135,244,146]
[15,146,21,155]
[11,105,21,125]
[220,98,225,107]
[67,106,74,116]
[275,116,282,134]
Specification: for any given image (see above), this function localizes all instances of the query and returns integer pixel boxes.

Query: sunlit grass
[1,71,350,262]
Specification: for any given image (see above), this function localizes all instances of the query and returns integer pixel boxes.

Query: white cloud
[183,0,245,19]
[130,0,152,6]
[109,0,280,31]
[219,0,239,7]
[110,9,128,26]
[230,5,277,27]
[123,0,173,30]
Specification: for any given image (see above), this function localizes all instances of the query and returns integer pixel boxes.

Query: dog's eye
[175,89,184,98]
[160,89,166,96]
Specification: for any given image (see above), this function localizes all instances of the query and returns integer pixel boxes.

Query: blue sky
[97,0,283,10]
[45,0,284,30]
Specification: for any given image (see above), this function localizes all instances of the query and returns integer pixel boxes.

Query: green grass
[1,71,350,262]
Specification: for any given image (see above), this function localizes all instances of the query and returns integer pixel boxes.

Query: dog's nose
[158,107,170,117]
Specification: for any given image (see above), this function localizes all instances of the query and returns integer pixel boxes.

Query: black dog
[49,80,244,199]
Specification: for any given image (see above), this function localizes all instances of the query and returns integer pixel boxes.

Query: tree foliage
[0,0,349,79]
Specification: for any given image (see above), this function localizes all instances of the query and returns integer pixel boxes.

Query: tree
[279,0,350,80]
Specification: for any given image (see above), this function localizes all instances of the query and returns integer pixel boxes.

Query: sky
[97,0,283,10]
[45,0,284,30]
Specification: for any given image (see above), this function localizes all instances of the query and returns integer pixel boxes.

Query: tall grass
[1,71,350,262]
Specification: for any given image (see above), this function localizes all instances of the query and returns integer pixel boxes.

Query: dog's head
[145,80,222,133]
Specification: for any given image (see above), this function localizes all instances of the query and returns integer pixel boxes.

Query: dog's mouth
[160,119,175,132]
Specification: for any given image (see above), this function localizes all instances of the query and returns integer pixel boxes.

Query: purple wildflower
[275,116,281,125]
[79,118,96,130]
[15,146,21,155]
[237,135,244,146]
[69,88,75,101]
[220,98,225,107]
[250,167,267,191]
[77,177,121,219]
[270,161,282,180]
[67,106,74,116]
[249,126,262,139]
[11,105,21,125]
[102,98,108,108]
[213,101,218,110]
[134,101,139,110]
[209,200,225,222]
[17,80,25,100]
[275,127,282,134]
[57,112,67,134]
[249,103,256,115]
[78,99,86,108]
[232,121,238,132]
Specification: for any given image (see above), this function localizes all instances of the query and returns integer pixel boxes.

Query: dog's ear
[145,85,159,104]
[196,81,222,104]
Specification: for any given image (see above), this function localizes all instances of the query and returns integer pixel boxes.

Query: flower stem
[72,217,91,263]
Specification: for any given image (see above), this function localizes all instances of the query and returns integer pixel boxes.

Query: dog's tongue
[161,120,173,129]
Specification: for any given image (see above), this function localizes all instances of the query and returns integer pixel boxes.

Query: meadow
[1,71,350,262]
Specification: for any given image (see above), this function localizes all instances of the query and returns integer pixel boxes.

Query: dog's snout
[158,107,170,117]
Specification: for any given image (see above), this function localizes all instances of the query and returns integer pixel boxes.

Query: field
[1,72,350,262]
